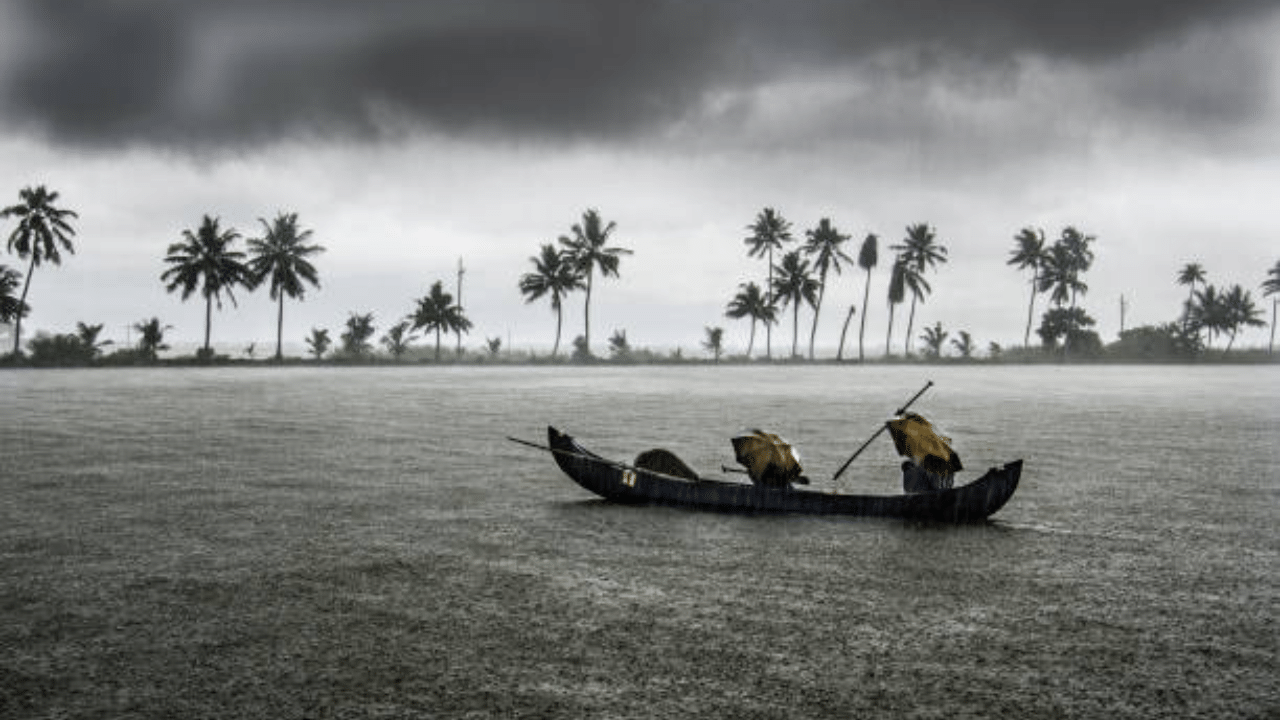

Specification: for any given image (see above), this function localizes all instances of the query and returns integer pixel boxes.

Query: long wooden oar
[506,435,705,484]
[829,380,933,483]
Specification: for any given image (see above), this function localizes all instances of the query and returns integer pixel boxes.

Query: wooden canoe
[546,426,1021,522]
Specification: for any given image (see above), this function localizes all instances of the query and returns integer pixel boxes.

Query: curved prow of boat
[546,426,1021,522]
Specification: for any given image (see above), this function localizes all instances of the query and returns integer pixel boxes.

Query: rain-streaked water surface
[2,365,1277,718]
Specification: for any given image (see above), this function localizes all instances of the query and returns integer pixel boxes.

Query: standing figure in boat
[731,429,810,488]
[886,412,962,493]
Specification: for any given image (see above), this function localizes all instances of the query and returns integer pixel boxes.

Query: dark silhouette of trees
[75,322,112,359]
[0,264,26,326]
[133,318,171,361]
[560,209,630,359]
[771,250,819,359]
[162,215,251,358]
[1008,227,1048,348]
[885,258,906,357]
[920,322,948,359]
[853,233,877,362]
[340,313,376,358]
[1038,227,1096,357]
[607,329,631,361]
[951,330,975,359]
[380,320,416,361]
[1220,284,1265,351]
[1261,261,1278,355]
[702,326,724,363]
[305,327,331,360]
[519,243,584,357]
[2,185,79,356]
[802,218,852,359]
[1176,262,1206,336]
[247,212,324,361]
[891,223,947,356]
[744,208,792,360]
[724,281,774,358]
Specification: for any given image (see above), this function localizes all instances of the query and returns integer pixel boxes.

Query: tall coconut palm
[133,317,171,361]
[702,326,724,363]
[802,218,852,360]
[559,209,630,358]
[2,185,79,356]
[1188,286,1226,350]
[853,233,878,362]
[1007,227,1047,348]
[836,304,857,362]
[247,212,324,361]
[890,223,948,355]
[1221,284,1265,352]
[1038,227,1095,357]
[519,243,584,357]
[0,264,26,326]
[744,208,793,359]
[724,281,775,358]
[885,258,906,357]
[340,312,376,357]
[411,280,472,361]
[771,250,819,359]
[1263,260,1280,355]
[1176,262,1206,335]
[162,215,251,357]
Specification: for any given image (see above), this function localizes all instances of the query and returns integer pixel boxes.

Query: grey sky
[1,1,1277,354]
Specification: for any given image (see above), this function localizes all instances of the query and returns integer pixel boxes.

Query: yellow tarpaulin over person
[731,429,809,487]
[886,412,963,476]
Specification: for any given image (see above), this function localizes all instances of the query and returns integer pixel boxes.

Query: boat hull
[547,426,1021,522]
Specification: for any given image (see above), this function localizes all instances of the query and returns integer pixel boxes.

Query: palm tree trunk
[837,304,855,362]
[904,296,918,356]
[886,304,896,358]
[1024,274,1037,348]
[1270,298,1276,355]
[583,270,594,357]
[204,294,213,354]
[765,248,773,360]
[11,256,35,356]
[858,269,871,362]
[435,328,441,361]
[275,294,285,361]
[746,319,756,357]
[791,301,800,358]
[808,276,826,360]
[553,304,563,357]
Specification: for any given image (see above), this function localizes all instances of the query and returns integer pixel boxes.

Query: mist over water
[2,364,1277,717]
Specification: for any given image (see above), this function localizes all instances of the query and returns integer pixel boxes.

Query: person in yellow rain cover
[731,430,810,488]
[886,412,962,493]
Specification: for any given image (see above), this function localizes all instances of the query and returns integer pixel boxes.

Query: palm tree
[608,329,631,361]
[744,208,793,359]
[1008,227,1047,348]
[702,326,724,363]
[411,280,472,361]
[247,212,324,361]
[74,322,112,359]
[133,318,171,361]
[519,243,584,357]
[1176,262,1206,333]
[305,327,331,360]
[836,304,857,362]
[380,320,416,361]
[1038,227,1095,357]
[802,218,852,360]
[951,330,976,359]
[2,185,79,356]
[724,281,774,358]
[854,233,878,362]
[559,209,630,358]
[162,215,251,357]
[1263,260,1280,355]
[340,312,376,357]
[0,264,27,326]
[890,223,948,356]
[920,322,948,359]
[885,258,906,357]
[771,250,819,359]
[1221,284,1265,352]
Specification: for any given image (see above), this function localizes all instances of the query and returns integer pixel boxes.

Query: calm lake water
[2,364,1277,718]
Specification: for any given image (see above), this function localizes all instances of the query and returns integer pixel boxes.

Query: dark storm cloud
[1,0,1274,147]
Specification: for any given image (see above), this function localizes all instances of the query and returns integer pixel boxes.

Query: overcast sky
[1,0,1277,356]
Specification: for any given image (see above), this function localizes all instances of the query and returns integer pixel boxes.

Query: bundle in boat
[731,430,809,487]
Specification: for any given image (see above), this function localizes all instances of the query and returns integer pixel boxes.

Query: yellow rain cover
[886,412,963,475]
[732,429,803,487]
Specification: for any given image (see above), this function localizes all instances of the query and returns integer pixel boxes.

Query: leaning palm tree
[890,223,948,356]
[920,322,948,359]
[724,281,775,358]
[1263,260,1280,355]
[411,280,472,361]
[161,215,251,357]
[744,208,793,359]
[1188,286,1226,350]
[853,233,878,362]
[559,209,630,358]
[885,258,906,358]
[1221,284,1265,352]
[519,243,584,357]
[246,212,324,361]
[1,185,79,356]
[771,250,819,359]
[802,218,852,360]
[1008,227,1047,348]
[0,264,27,326]
[380,320,416,361]
[1176,262,1206,334]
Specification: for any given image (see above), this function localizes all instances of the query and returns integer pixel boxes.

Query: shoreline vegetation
[4,186,1279,369]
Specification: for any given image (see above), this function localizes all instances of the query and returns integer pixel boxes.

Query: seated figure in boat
[731,429,810,488]
[886,413,962,493]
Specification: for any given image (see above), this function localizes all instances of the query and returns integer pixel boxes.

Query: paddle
[829,380,934,483]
